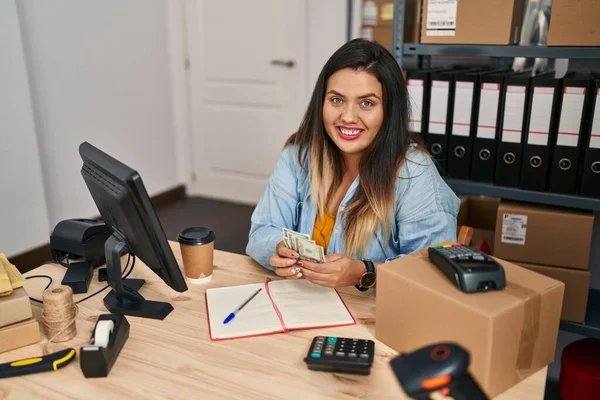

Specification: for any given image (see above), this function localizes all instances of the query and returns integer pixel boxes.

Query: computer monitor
[79,142,188,320]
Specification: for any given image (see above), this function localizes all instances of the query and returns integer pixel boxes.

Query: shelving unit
[560,289,600,339]
[403,44,600,60]
[444,179,600,212]
[391,0,600,338]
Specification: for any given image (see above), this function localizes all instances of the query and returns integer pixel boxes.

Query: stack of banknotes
[282,228,325,263]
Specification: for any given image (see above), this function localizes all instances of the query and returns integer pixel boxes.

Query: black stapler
[50,219,112,293]
[80,314,129,378]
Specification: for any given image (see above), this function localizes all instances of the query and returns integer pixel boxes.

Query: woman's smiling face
[322,68,384,157]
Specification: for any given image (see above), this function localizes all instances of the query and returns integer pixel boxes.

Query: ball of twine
[42,285,78,345]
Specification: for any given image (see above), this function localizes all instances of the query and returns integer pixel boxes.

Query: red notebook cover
[205,278,355,341]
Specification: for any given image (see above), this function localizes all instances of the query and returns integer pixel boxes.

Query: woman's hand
[268,241,303,280]
[298,254,364,288]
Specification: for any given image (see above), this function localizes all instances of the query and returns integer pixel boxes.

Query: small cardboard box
[364,26,393,52]
[362,0,395,27]
[0,318,41,354]
[362,0,421,48]
[547,0,600,46]
[376,244,564,398]
[0,287,33,328]
[420,0,524,45]
[494,202,594,270]
[457,196,499,253]
[517,262,591,323]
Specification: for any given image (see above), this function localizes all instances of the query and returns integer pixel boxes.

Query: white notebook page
[268,280,354,329]
[206,283,283,340]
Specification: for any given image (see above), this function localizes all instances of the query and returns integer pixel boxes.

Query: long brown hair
[286,39,413,256]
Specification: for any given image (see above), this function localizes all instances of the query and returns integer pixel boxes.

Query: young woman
[246,39,459,290]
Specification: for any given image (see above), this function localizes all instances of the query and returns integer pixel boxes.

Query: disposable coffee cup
[177,227,216,284]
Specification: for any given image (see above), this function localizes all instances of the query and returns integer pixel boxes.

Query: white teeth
[340,128,361,136]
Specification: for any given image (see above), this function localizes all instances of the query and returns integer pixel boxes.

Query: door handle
[270,59,295,68]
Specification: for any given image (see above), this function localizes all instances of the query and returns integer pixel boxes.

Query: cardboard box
[363,26,393,52]
[548,0,600,46]
[0,318,41,354]
[362,0,421,45]
[362,0,395,27]
[517,262,591,323]
[376,244,564,398]
[420,0,524,45]
[0,287,33,328]
[457,196,499,253]
[494,202,594,270]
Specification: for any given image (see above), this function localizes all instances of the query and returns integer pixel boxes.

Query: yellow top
[312,210,336,253]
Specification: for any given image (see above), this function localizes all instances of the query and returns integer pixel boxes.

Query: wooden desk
[1,243,547,399]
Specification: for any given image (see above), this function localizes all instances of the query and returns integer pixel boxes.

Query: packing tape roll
[93,320,115,348]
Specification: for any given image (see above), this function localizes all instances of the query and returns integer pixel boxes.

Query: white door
[185,0,307,204]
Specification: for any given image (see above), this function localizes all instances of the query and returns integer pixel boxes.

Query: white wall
[307,0,349,91]
[17,0,181,228]
[0,1,51,256]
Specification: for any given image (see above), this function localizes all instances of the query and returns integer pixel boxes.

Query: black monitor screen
[79,142,187,293]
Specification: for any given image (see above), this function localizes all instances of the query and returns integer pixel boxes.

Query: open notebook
[205,279,355,340]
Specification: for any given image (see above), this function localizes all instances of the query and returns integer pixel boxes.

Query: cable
[74,253,136,305]
[25,275,54,304]
[26,253,136,305]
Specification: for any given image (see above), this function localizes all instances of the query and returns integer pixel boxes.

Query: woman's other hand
[298,254,364,288]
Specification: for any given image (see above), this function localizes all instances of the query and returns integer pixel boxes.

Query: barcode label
[501,214,527,245]
[426,0,457,37]
[428,21,455,26]
[502,235,525,244]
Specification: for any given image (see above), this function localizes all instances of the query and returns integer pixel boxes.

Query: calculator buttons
[327,337,337,343]
[311,353,321,358]
[360,353,370,359]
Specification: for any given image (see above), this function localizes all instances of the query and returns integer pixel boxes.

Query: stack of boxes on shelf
[458,198,593,324]
[416,0,599,47]
[0,254,41,353]
[494,202,594,324]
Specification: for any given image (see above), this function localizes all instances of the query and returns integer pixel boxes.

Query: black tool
[390,342,488,400]
[428,244,506,293]
[80,314,129,378]
[0,348,76,379]
[304,336,374,375]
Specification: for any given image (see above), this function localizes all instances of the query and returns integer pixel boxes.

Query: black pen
[223,288,262,324]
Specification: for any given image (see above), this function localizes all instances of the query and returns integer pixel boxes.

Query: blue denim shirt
[246,144,460,271]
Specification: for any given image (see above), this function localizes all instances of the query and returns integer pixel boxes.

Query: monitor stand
[103,233,174,320]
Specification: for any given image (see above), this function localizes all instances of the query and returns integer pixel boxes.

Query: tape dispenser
[80,313,129,378]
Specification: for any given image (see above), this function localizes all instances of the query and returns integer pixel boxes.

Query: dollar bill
[297,238,325,263]
[281,228,325,263]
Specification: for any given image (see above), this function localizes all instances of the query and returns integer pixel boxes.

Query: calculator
[304,336,374,375]
[428,244,506,293]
